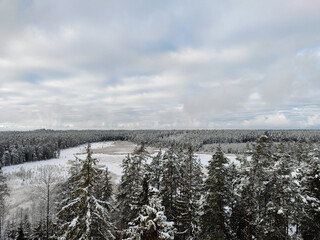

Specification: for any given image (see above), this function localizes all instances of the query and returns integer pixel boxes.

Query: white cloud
[301,114,320,128]
[242,112,291,129]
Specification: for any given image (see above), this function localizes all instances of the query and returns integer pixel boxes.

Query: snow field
[3,141,239,220]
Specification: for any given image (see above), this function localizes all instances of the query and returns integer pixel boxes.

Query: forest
[0,130,319,239]
[2,129,320,167]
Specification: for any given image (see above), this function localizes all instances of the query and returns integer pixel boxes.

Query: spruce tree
[5,220,17,240]
[160,145,181,224]
[299,148,320,239]
[95,167,113,202]
[200,146,230,239]
[126,195,175,240]
[117,144,149,232]
[149,150,164,191]
[0,165,8,238]
[16,224,25,240]
[57,143,114,240]
[31,221,45,240]
[239,133,273,239]
[260,150,296,239]
[176,146,203,240]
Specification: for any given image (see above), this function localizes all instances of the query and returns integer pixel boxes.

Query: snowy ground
[3,141,239,219]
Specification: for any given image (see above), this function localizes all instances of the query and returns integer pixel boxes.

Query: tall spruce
[299,147,320,239]
[149,150,164,191]
[239,133,273,239]
[57,143,114,240]
[0,165,8,238]
[95,167,113,202]
[175,146,203,240]
[160,145,181,224]
[117,144,149,232]
[200,146,230,239]
[259,149,296,239]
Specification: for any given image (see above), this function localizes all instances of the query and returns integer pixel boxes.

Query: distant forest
[1,129,320,166]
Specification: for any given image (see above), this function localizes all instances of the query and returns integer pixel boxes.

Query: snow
[69,217,79,227]
[2,141,240,221]
[195,154,211,166]
[3,142,116,176]
[3,142,240,182]
[90,153,125,176]
[288,224,297,236]
[195,153,241,167]
[2,141,120,221]
[277,208,284,215]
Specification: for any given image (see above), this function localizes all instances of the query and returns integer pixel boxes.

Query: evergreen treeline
[0,129,128,166]
[2,133,320,239]
[2,129,320,167]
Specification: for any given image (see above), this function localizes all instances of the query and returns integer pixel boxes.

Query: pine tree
[1,150,10,166]
[55,154,82,226]
[117,145,149,232]
[239,133,274,239]
[259,150,297,239]
[117,154,135,231]
[126,195,175,240]
[160,145,181,224]
[31,221,45,240]
[5,220,17,240]
[21,212,31,240]
[16,224,25,240]
[299,147,320,239]
[200,146,230,239]
[0,165,8,238]
[149,150,164,191]
[229,162,246,240]
[57,143,115,240]
[175,146,203,240]
[95,167,113,202]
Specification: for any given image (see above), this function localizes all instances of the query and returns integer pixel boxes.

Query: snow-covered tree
[176,147,203,240]
[299,148,320,239]
[31,221,45,240]
[16,223,25,240]
[126,195,175,240]
[95,167,113,202]
[258,150,297,239]
[149,150,164,191]
[239,133,274,239]
[0,165,8,238]
[200,146,231,239]
[160,145,181,223]
[5,221,17,239]
[1,150,11,166]
[117,145,149,231]
[57,143,114,239]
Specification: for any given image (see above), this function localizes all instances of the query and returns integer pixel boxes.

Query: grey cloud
[183,82,249,116]
[1,0,320,130]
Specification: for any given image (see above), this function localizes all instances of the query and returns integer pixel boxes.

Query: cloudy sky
[0,0,320,130]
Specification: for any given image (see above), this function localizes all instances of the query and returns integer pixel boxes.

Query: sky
[0,0,320,130]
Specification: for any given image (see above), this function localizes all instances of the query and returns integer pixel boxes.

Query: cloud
[301,114,320,128]
[0,0,320,130]
[242,112,291,129]
[183,80,249,116]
